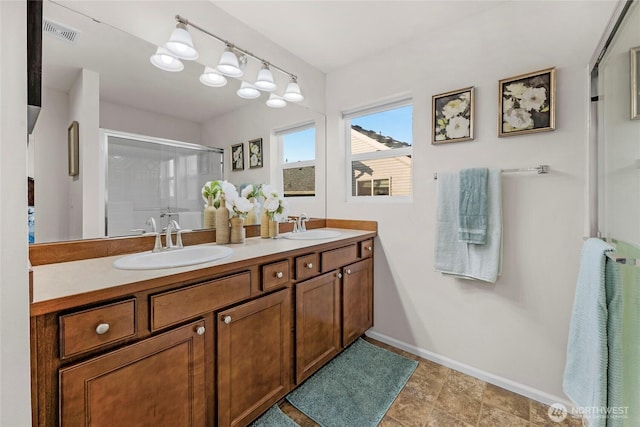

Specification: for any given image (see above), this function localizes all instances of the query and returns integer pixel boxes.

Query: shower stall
[104,130,223,237]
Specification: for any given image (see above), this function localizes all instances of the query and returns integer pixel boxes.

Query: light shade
[216,47,244,78]
[266,93,287,108]
[237,81,261,99]
[150,47,184,72]
[199,66,227,87]
[254,63,277,91]
[164,23,198,60]
[283,77,304,102]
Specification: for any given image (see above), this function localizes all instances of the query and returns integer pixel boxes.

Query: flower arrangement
[218,180,255,218]
[260,184,288,220]
[240,184,262,200]
[201,180,222,207]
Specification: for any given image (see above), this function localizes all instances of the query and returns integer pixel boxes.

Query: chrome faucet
[146,217,163,253]
[295,213,309,232]
[166,219,181,249]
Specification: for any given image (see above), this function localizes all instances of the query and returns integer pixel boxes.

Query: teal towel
[434,169,502,283]
[563,238,623,427]
[458,168,488,244]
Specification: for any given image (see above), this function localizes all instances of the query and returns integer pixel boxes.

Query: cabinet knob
[222,316,232,324]
[276,271,284,279]
[306,262,313,269]
[346,269,352,275]
[95,323,110,335]
[196,326,206,336]
[367,246,372,251]
[337,273,343,279]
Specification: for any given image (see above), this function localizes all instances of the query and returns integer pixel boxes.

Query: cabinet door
[59,320,206,427]
[342,258,373,347]
[295,271,341,384]
[217,289,291,427]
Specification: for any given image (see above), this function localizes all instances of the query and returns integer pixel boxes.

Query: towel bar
[606,252,640,267]
[433,165,549,180]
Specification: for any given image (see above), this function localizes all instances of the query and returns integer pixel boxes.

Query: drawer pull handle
[276,271,284,279]
[337,273,343,279]
[196,326,206,336]
[95,323,110,335]
[367,246,372,251]
[223,316,232,324]
[306,262,313,269]
[346,269,352,275]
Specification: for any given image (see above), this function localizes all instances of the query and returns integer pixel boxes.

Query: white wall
[326,1,615,403]
[101,100,202,144]
[0,1,32,425]
[31,87,72,242]
[202,102,327,218]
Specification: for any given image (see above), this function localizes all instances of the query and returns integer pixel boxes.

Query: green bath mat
[286,338,418,427]
[249,405,299,427]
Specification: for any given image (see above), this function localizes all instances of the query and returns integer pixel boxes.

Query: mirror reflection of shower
[105,131,223,237]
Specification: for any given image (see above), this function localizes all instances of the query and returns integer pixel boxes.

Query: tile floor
[279,338,582,427]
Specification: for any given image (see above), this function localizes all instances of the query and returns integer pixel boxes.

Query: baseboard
[365,330,573,409]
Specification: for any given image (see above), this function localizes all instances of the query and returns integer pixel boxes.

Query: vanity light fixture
[164,22,199,60]
[254,63,277,92]
[237,81,261,99]
[150,46,184,72]
[200,66,227,87]
[266,93,287,108]
[152,15,304,106]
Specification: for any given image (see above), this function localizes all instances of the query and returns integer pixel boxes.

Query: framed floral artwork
[231,143,244,171]
[631,46,640,120]
[248,138,263,169]
[498,67,556,137]
[432,87,474,144]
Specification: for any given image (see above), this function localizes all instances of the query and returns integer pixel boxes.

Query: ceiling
[212,1,508,73]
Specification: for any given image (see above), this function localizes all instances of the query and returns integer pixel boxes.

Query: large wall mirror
[28,0,326,244]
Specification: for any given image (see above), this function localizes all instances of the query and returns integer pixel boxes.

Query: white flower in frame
[519,87,547,111]
[503,108,534,131]
[445,116,470,139]
[250,154,259,167]
[505,82,528,99]
[503,96,514,112]
[250,143,260,154]
[442,98,468,119]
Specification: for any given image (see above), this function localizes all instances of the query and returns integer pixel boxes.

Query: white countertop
[32,228,374,309]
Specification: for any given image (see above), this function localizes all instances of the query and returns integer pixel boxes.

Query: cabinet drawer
[262,260,290,291]
[60,299,136,359]
[151,272,251,331]
[359,239,374,258]
[295,253,319,281]
[321,244,357,273]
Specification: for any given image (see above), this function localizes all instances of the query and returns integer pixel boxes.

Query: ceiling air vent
[42,18,80,44]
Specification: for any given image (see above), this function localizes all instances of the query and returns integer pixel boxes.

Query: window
[277,123,316,197]
[344,99,412,198]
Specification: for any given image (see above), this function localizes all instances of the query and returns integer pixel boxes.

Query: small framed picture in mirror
[68,121,79,176]
[231,143,244,171]
[248,138,263,169]
[631,46,640,120]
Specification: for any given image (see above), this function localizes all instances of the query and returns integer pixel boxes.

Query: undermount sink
[113,245,233,270]
[282,229,342,240]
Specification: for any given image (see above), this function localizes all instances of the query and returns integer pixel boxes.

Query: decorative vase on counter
[261,209,270,238]
[203,195,217,229]
[230,217,245,244]
[216,196,230,244]
[268,218,279,238]
[245,197,258,225]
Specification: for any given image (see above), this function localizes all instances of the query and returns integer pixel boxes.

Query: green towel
[458,168,488,244]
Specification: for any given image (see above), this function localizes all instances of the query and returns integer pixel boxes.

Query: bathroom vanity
[29,220,376,427]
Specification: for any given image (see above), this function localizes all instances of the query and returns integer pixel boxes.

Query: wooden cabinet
[59,320,206,427]
[342,258,373,347]
[217,289,291,427]
[295,271,341,384]
[31,231,375,427]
